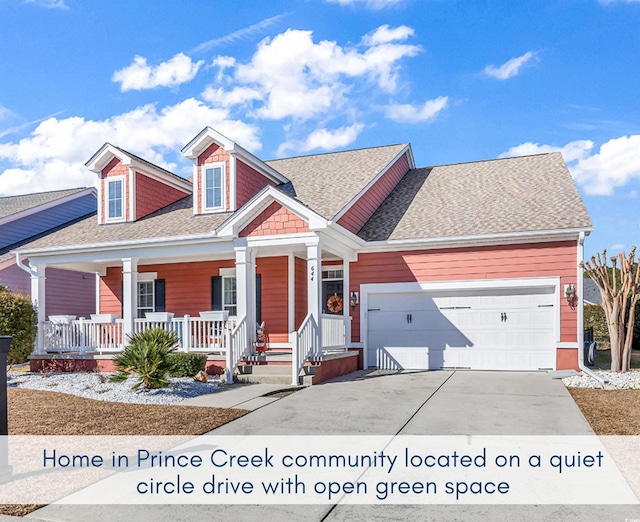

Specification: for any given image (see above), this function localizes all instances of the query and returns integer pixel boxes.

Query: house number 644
[310,266,315,281]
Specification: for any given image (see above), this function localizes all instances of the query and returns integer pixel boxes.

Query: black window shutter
[154,279,166,312]
[211,276,222,310]
[255,273,262,324]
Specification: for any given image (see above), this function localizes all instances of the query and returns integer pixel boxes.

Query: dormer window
[106,176,125,222]
[203,162,225,212]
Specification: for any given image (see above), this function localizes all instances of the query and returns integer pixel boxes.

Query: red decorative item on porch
[255,321,268,353]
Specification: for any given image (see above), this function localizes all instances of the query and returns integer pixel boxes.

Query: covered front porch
[23,231,360,385]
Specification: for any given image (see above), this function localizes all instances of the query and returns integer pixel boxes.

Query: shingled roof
[0,188,88,220]
[267,143,407,219]
[358,152,592,241]
[13,196,231,253]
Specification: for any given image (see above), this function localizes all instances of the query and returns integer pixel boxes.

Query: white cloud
[112,53,204,92]
[23,0,68,9]
[206,27,421,122]
[0,99,260,196]
[277,123,364,156]
[325,0,404,9]
[500,135,640,196]
[499,140,594,163]
[191,14,290,53]
[362,24,414,46]
[384,96,448,123]
[484,51,536,80]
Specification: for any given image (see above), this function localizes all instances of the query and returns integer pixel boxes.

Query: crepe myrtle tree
[580,247,640,372]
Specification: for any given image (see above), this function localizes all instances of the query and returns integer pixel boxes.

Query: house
[12,127,593,383]
[583,278,602,306]
[0,188,97,319]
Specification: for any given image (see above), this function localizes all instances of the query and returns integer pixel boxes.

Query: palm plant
[110,328,178,389]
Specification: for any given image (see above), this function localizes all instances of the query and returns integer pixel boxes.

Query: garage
[365,283,557,371]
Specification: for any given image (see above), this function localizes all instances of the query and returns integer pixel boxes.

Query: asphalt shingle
[0,188,88,220]
[358,152,592,241]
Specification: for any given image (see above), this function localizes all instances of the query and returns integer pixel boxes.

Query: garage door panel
[367,286,556,371]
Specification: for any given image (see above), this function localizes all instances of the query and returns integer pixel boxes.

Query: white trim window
[202,162,225,212]
[137,280,154,318]
[219,268,237,316]
[106,176,125,221]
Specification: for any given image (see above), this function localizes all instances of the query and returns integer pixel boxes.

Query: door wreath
[326,294,343,314]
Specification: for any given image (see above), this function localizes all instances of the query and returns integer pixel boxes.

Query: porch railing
[321,314,350,350]
[41,319,125,354]
[40,316,236,354]
[226,315,249,385]
[291,313,319,386]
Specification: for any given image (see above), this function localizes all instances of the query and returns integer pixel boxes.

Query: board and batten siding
[135,172,188,220]
[349,241,579,346]
[0,193,96,250]
[236,159,276,208]
[337,151,410,234]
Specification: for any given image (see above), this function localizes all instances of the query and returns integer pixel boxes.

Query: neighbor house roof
[583,278,603,306]
[0,188,89,220]
[266,143,408,219]
[13,196,232,252]
[358,152,593,241]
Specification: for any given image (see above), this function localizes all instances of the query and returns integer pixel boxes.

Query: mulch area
[7,387,248,435]
[569,388,640,435]
[2,387,250,516]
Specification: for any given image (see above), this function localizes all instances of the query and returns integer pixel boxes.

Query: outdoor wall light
[564,283,576,304]
[350,291,359,307]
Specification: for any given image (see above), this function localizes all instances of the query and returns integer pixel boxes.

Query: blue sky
[1,0,639,259]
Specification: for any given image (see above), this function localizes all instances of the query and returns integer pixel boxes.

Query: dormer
[86,144,192,224]
[181,127,289,215]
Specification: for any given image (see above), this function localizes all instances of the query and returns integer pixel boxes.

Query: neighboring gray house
[583,278,602,306]
[0,188,97,318]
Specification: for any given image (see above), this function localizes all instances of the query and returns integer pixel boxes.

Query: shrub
[0,286,37,364]
[168,352,207,377]
[110,328,178,389]
[584,304,610,350]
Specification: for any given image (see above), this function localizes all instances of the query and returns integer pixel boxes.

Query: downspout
[577,232,607,387]
[15,253,34,276]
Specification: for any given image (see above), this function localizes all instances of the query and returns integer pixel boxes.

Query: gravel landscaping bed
[6,371,221,405]
[563,370,640,389]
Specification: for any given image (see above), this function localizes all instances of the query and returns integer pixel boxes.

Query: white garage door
[367,287,556,371]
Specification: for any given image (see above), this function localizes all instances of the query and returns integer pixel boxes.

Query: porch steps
[235,351,316,385]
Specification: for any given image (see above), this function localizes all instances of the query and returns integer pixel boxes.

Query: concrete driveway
[27,370,640,522]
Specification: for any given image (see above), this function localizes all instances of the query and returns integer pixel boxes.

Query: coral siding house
[0,188,97,319]
[14,127,593,384]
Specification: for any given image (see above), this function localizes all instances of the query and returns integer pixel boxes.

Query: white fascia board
[85,143,130,173]
[181,127,235,159]
[19,236,236,267]
[130,162,192,194]
[360,227,594,253]
[332,144,412,223]
[15,232,230,259]
[245,233,319,249]
[0,187,97,227]
[216,186,327,238]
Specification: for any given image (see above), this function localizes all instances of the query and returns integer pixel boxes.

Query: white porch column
[234,241,256,341]
[288,253,295,336]
[343,257,351,348]
[30,263,46,354]
[121,257,138,341]
[306,238,322,350]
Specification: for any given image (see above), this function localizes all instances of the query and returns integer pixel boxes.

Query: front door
[322,280,344,314]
